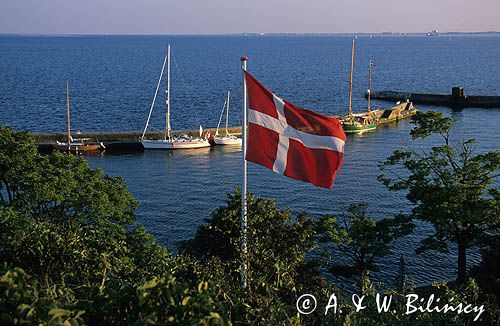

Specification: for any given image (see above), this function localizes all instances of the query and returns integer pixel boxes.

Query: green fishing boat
[341,115,378,133]
[341,39,379,133]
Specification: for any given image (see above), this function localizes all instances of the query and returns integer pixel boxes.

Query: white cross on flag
[245,71,346,189]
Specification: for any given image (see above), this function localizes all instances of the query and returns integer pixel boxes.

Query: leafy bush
[0,127,225,325]
[1,124,498,325]
[181,190,330,324]
[318,203,414,295]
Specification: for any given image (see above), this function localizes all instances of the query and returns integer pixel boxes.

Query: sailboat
[214,91,242,146]
[141,44,211,150]
[53,81,105,153]
[341,39,378,133]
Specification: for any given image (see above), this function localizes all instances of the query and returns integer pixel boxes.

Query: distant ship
[426,30,439,36]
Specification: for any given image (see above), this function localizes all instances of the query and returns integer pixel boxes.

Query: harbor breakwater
[367,87,500,108]
[34,127,243,153]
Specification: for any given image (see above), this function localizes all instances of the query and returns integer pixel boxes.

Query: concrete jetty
[367,87,500,108]
[34,128,242,154]
[33,127,242,143]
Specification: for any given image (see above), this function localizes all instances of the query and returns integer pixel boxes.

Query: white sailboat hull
[214,136,242,146]
[141,139,211,150]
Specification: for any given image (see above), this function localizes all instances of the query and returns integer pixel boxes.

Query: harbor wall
[33,127,243,143]
[368,88,500,108]
[34,127,242,154]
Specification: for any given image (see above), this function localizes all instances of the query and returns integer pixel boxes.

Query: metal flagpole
[240,56,248,290]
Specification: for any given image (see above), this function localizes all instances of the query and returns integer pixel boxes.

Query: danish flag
[245,71,346,189]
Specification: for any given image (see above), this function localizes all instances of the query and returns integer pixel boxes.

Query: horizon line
[1,31,500,37]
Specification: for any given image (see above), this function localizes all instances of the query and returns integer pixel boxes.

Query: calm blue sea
[1,34,499,287]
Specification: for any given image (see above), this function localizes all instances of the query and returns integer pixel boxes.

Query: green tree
[3,125,497,324]
[0,127,226,324]
[318,203,414,295]
[181,190,320,290]
[0,126,38,204]
[471,235,500,299]
[0,128,139,288]
[379,111,500,283]
[181,190,329,324]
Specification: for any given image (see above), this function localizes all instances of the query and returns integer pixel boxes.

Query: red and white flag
[245,71,346,189]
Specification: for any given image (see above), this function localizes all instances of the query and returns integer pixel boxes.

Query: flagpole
[240,56,248,290]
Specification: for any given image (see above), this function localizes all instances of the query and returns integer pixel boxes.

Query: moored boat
[142,128,211,150]
[341,40,378,133]
[341,115,378,133]
[141,44,211,150]
[214,91,242,146]
[54,138,105,152]
[54,81,105,153]
[214,135,242,145]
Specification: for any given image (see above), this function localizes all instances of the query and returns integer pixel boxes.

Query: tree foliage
[318,203,414,294]
[471,235,500,299]
[181,190,329,324]
[0,126,225,325]
[379,111,500,283]
[0,125,498,324]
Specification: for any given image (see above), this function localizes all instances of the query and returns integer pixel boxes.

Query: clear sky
[1,0,499,34]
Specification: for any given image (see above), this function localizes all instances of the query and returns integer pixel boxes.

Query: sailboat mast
[225,91,230,135]
[141,50,168,141]
[348,39,355,116]
[215,98,225,137]
[165,44,171,141]
[66,80,71,144]
[368,60,372,112]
